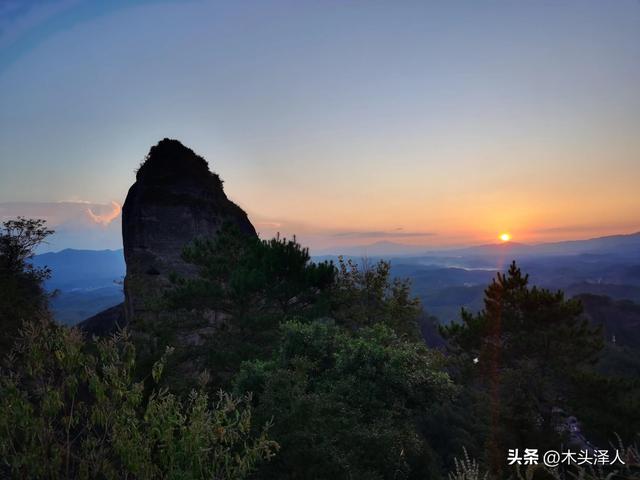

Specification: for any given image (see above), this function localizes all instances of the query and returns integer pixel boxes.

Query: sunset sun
[500,233,511,242]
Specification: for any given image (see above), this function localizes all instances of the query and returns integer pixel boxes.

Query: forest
[1,217,638,479]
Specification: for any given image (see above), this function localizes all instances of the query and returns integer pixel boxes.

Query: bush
[235,320,453,479]
[0,318,277,479]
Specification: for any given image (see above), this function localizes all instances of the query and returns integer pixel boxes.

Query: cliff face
[122,138,256,323]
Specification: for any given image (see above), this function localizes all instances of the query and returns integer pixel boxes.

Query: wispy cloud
[255,221,283,229]
[245,210,440,250]
[533,223,640,235]
[86,201,122,226]
[0,201,123,251]
[330,230,436,239]
[0,0,80,49]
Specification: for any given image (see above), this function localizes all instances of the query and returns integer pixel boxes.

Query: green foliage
[0,217,54,271]
[0,217,54,351]
[3,212,635,480]
[164,226,459,478]
[568,302,640,445]
[418,385,490,474]
[170,224,335,318]
[441,262,604,471]
[568,367,640,445]
[162,225,337,386]
[333,256,422,339]
[0,318,277,479]
[159,228,636,479]
[234,320,454,479]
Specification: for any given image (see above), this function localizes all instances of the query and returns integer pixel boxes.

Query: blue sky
[1,0,639,250]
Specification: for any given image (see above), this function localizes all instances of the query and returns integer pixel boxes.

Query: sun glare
[500,233,511,242]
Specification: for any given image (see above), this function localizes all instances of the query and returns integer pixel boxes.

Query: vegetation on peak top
[135,138,222,189]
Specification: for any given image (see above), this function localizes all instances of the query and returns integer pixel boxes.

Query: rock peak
[122,139,257,323]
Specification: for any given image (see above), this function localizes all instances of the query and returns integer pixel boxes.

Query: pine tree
[441,261,603,474]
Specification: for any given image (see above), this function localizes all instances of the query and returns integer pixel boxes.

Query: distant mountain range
[315,241,434,257]
[32,249,125,324]
[445,232,640,257]
[33,248,125,290]
[316,231,640,323]
[33,231,640,325]
[317,231,640,258]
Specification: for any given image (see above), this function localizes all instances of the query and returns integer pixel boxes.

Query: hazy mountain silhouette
[318,231,640,258]
[32,248,124,290]
[31,249,124,324]
[316,241,432,257]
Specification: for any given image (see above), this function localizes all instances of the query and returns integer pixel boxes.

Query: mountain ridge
[316,231,640,257]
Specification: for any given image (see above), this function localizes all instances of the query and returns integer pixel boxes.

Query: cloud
[244,210,442,251]
[0,201,123,251]
[255,221,283,229]
[532,223,639,235]
[330,230,436,239]
[86,201,122,226]
[56,197,92,204]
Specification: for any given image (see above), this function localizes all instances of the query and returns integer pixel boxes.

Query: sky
[0,0,639,252]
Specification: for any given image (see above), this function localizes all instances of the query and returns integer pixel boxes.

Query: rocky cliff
[122,138,256,324]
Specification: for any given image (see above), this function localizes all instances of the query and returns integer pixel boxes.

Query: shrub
[0,318,277,479]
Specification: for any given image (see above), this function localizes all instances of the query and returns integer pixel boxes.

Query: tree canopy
[0,217,54,351]
[441,261,604,473]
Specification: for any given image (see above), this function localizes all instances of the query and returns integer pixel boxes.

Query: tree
[332,256,422,340]
[441,262,603,474]
[0,217,53,351]
[0,319,277,479]
[161,224,336,388]
[165,227,459,478]
[170,224,335,318]
[234,320,454,480]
